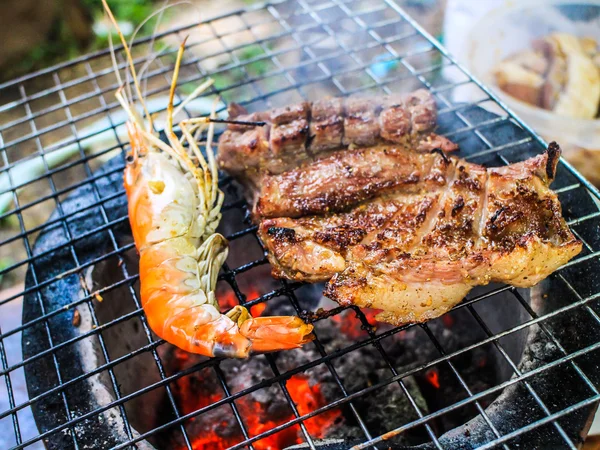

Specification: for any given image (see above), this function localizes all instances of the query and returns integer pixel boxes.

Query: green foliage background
[12,0,156,78]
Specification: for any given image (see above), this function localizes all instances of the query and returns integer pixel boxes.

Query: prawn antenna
[131,1,195,98]
[166,36,188,142]
[102,0,154,132]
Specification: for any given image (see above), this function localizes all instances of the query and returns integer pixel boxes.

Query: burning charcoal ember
[148,283,548,448]
[158,347,342,449]
[330,308,380,339]
[317,304,505,439]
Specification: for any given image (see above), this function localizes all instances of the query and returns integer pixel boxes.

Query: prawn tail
[157,301,314,358]
[139,239,314,357]
[163,304,253,358]
[239,316,315,353]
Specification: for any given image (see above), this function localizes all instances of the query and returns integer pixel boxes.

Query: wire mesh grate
[1,0,600,449]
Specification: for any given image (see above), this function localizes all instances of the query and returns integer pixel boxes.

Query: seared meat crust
[257,143,581,325]
[255,145,453,218]
[217,89,458,178]
[216,92,580,327]
[310,98,344,152]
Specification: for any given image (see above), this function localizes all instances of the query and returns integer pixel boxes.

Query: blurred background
[0,0,447,81]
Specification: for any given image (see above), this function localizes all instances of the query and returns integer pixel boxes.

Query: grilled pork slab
[257,143,581,325]
[217,91,580,326]
[217,89,458,181]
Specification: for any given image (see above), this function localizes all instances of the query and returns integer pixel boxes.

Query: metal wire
[1,0,600,449]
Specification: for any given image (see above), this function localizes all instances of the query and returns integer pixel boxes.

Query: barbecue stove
[1,1,600,449]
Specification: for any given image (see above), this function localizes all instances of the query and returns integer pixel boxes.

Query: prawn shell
[125,151,199,249]
[240,316,315,352]
[124,121,313,358]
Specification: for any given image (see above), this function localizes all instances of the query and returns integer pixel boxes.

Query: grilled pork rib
[257,143,581,324]
[218,89,458,182]
[217,91,581,326]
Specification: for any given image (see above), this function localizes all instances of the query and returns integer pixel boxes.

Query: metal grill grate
[1,1,600,449]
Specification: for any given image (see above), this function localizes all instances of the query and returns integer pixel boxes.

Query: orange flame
[220,287,266,317]
[249,298,267,317]
[332,308,379,339]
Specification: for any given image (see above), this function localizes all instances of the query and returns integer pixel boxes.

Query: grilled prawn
[104,1,313,357]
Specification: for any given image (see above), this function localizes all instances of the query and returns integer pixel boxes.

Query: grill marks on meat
[255,146,453,218]
[261,195,426,282]
[310,98,344,152]
[258,147,581,325]
[343,98,381,147]
[217,92,579,327]
[217,89,458,178]
[419,163,484,255]
[270,102,311,160]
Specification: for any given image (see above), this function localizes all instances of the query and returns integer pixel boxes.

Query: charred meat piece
[260,194,431,282]
[379,101,412,143]
[258,143,581,325]
[343,97,380,147]
[403,89,437,132]
[310,98,344,152]
[217,89,457,176]
[254,145,453,219]
[217,108,270,187]
[217,90,579,328]
[269,102,311,160]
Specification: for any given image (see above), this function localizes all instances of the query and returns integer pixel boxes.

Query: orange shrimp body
[103,0,313,358]
[124,122,314,358]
